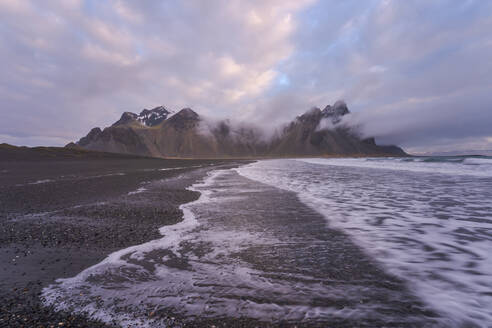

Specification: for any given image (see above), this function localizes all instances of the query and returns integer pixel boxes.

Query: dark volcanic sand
[0,157,238,327]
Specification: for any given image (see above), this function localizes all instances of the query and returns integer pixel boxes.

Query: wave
[463,157,492,165]
[236,159,492,327]
[297,156,492,177]
[366,155,492,164]
[41,170,217,327]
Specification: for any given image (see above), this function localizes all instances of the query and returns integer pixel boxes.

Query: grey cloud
[0,0,491,153]
[0,0,313,146]
[275,0,492,153]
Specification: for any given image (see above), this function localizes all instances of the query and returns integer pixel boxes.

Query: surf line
[41,169,223,327]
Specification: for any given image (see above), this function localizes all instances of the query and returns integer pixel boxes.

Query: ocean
[43,156,492,327]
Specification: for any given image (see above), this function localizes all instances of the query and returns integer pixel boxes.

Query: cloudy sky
[1,0,491,154]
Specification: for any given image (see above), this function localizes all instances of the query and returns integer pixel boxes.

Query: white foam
[159,165,203,171]
[127,187,147,195]
[296,157,492,177]
[464,157,492,165]
[42,170,235,326]
[42,168,386,326]
[87,172,126,178]
[28,179,54,185]
[236,159,492,327]
[159,167,185,171]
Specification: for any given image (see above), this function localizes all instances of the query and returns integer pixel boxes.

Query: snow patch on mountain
[137,106,174,127]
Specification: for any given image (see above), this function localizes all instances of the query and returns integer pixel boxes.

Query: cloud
[272,0,492,153]
[0,0,491,153]
[0,0,314,146]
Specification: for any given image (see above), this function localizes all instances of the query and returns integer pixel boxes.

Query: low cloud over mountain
[70,102,405,158]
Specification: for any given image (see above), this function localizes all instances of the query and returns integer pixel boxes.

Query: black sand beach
[0,148,238,327]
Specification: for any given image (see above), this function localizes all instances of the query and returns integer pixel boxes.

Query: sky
[0,0,491,154]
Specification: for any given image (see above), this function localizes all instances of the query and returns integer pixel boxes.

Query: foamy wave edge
[40,169,223,327]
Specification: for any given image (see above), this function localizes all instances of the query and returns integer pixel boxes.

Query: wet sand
[0,156,236,327]
[39,169,441,328]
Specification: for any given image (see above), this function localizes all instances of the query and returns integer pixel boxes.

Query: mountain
[69,102,406,158]
[113,106,173,127]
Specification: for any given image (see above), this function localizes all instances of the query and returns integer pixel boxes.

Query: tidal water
[42,157,492,327]
[238,157,492,327]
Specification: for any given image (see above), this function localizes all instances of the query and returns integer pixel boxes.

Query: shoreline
[0,157,243,327]
[38,165,440,328]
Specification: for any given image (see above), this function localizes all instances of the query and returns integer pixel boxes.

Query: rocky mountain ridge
[69,102,406,158]
[112,106,173,127]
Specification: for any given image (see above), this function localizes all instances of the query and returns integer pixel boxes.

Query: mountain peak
[176,107,198,117]
[167,108,200,130]
[77,127,102,146]
[137,106,173,126]
[112,112,138,126]
[321,100,349,124]
[111,106,174,127]
[297,107,322,123]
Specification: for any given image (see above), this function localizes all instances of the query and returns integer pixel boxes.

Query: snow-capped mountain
[136,106,174,127]
[112,106,174,127]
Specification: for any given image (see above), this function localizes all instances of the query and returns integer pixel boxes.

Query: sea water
[237,156,492,326]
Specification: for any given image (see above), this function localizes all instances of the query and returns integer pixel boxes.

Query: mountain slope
[269,103,405,157]
[70,103,406,158]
